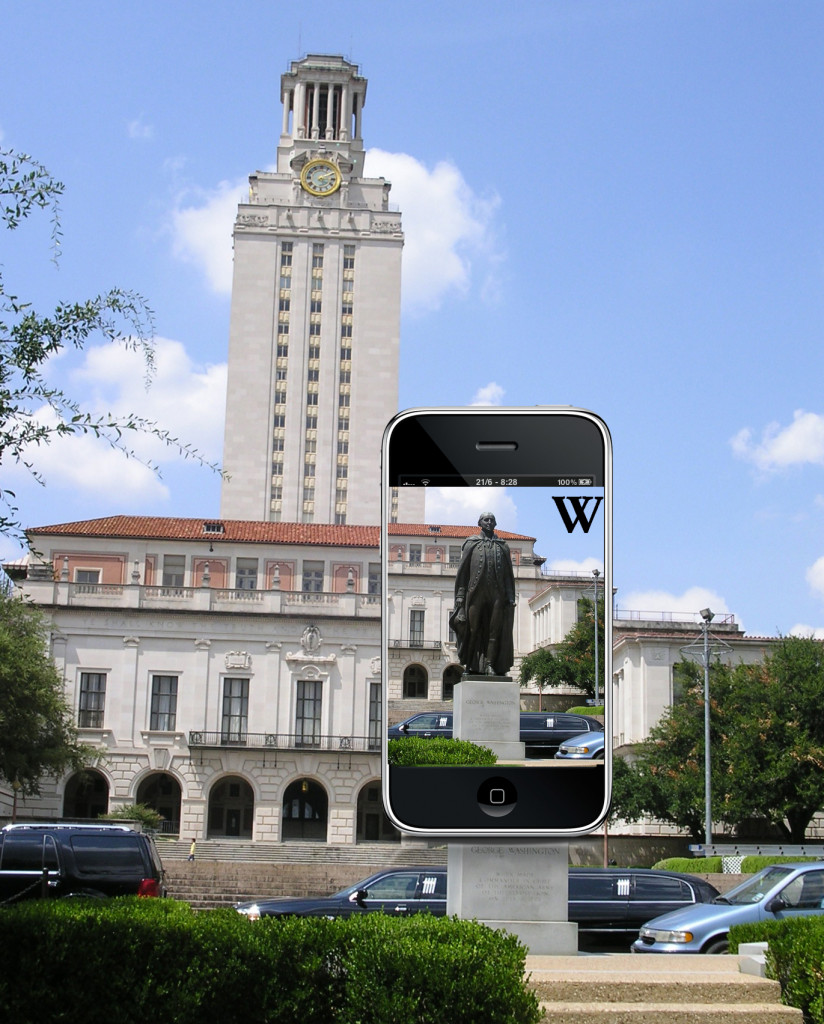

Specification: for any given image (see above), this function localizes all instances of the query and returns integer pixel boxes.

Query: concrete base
[447,840,577,955]
[453,677,525,760]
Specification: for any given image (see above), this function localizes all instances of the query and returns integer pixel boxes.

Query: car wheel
[703,938,729,954]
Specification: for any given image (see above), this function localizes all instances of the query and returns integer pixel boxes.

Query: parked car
[236,864,717,948]
[555,732,605,759]
[387,712,603,756]
[570,868,719,947]
[632,862,824,954]
[0,823,167,904]
[236,867,447,920]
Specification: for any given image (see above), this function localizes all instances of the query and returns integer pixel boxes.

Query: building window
[236,558,258,590]
[221,677,249,743]
[78,672,106,728]
[302,561,324,592]
[369,682,381,749]
[162,555,185,588]
[74,569,101,584]
[408,545,422,564]
[368,563,380,595]
[403,665,428,699]
[296,679,323,745]
[150,675,178,731]
[409,608,425,646]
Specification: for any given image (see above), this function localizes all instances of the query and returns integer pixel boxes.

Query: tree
[519,596,605,704]
[0,149,218,537]
[611,637,824,842]
[0,586,96,799]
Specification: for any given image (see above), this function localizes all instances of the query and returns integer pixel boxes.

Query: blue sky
[3,1,824,638]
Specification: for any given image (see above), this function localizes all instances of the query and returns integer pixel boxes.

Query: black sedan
[236,867,446,920]
[236,865,718,948]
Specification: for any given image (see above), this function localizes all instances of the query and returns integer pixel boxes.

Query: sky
[3,0,824,639]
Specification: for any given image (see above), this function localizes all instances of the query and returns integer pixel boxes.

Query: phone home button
[477,777,517,817]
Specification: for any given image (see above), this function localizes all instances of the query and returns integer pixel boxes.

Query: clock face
[300,159,342,197]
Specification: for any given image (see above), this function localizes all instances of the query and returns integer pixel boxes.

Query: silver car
[632,861,824,954]
[555,731,605,759]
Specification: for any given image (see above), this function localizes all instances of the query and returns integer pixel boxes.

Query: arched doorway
[403,663,428,699]
[63,769,109,819]
[442,664,462,701]
[282,778,328,841]
[136,772,182,835]
[356,782,399,842]
[207,776,254,838]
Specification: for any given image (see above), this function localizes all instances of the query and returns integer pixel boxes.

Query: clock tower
[220,54,421,526]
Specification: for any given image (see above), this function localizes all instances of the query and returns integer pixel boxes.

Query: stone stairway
[525,954,802,1023]
[159,841,447,909]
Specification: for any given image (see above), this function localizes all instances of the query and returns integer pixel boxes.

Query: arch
[136,772,182,835]
[442,663,463,701]
[63,769,109,819]
[356,780,400,843]
[282,778,328,841]
[207,775,254,838]
[402,663,428,699]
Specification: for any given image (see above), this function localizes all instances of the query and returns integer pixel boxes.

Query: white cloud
[805,555,824,601]
[471,382,505,406]
[365,149,501,313]
[425,486,518,530]
[171,178,248,294]
[6,338,227,502]
[169,151,502,313]
[790,624,824,639]
[731,410,824,472]
[618,586,730,618]
[127,117,153,141]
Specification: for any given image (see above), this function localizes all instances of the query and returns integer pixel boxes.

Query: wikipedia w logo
[552,496,603,534]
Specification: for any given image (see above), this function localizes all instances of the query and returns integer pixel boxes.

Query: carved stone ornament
[225,650,252,671]
[301,624,322,653]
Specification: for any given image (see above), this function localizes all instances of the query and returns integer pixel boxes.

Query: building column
[312,82,320,139]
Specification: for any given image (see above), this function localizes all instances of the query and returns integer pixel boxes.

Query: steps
[525,954,802,1023]
[159,842,447,909]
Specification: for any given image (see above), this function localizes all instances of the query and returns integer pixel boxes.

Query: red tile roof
[26,516,534,547]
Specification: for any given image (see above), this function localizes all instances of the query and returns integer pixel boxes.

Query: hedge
[0,897,541,1024]
[387,736,498,766]
[729,916,824,1024]
[651,856,723,873]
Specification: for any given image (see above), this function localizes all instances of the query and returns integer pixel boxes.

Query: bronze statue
[449,512,516,676]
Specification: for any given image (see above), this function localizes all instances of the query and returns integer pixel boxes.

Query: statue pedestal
[453,677,525,760]
[447,841,578,954]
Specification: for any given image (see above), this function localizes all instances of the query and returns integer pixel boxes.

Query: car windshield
[718,867,793,905]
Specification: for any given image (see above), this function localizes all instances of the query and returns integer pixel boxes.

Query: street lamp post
[700,608,713,847]
[592,570,601,706]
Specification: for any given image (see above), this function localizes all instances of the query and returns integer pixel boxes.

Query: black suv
[0,824,167,904]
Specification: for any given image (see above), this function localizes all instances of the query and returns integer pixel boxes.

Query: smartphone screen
[381,408,612,835]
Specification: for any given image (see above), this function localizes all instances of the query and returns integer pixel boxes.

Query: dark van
[0,824,167,904]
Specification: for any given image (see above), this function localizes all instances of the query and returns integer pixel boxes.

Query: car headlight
[640,927,694,943]
[237,904,261,921]
[563,745,590,754]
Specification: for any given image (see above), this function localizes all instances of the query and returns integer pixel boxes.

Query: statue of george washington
[448,512,516,676]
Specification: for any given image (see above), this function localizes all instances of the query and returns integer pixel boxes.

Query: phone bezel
[381,406,613,837]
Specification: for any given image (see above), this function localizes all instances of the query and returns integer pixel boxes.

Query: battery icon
[578,477,593,486]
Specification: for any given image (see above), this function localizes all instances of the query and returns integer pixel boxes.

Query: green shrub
[388,736,498,766]
[566,705,604,716]
[729,917,824,1024]
[740,855,821,873]
[651,856,723,873]
[0,897,540,1024]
